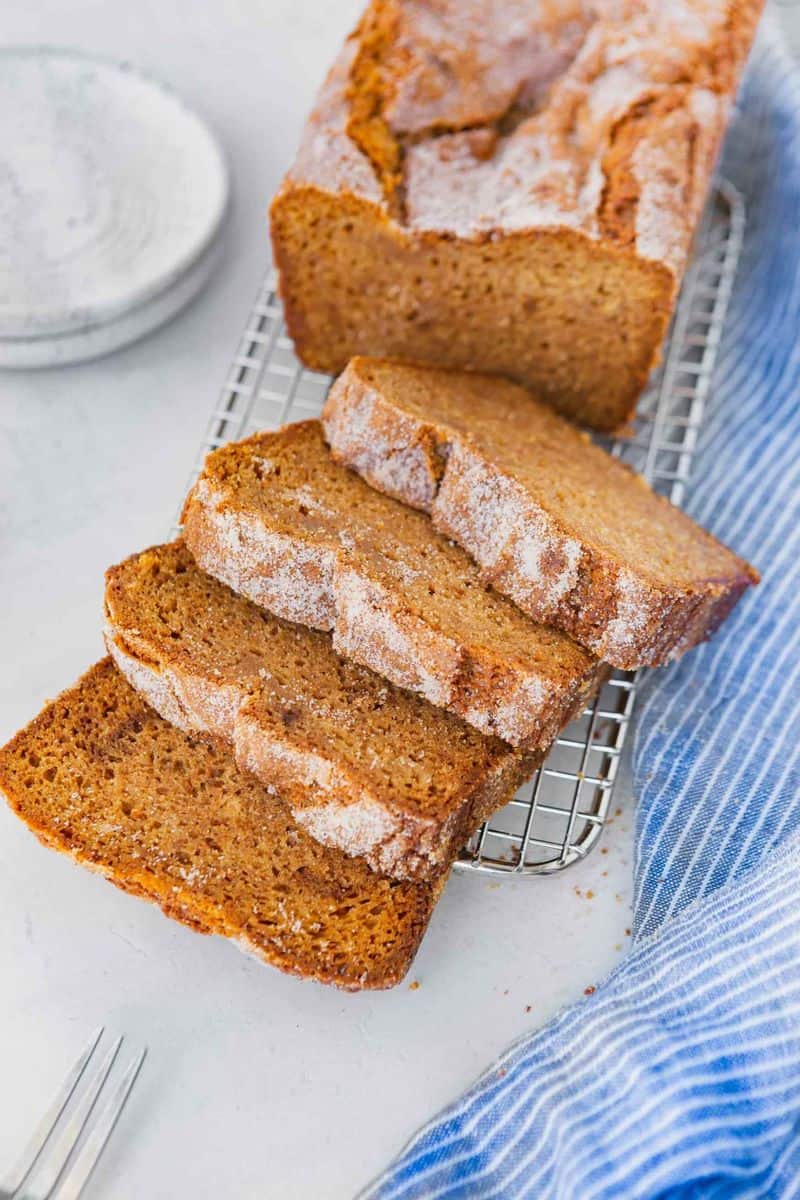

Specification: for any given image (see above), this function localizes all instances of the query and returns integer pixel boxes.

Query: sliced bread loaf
[104,541,535,881]
[323,358,759,669]
[270,0,763,432]
[0,659,441,990]
[181,421,605,750]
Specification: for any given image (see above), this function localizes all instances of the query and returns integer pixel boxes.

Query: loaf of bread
[0,659,441,989]
[270,0,763,431]
[181,421,605,749]
[323,358,759,669]
[105,542,536,881]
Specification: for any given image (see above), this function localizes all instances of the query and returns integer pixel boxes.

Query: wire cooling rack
[181,179,744,877]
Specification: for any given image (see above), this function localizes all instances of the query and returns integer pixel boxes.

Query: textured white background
[0,4,796,1198]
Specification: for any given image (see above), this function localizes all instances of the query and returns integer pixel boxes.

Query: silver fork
[0,1029,146,1200]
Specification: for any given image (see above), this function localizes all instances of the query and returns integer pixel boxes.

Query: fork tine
[0,1028,103,1196]
[17,1037,123,1200]
[52,1049,146,1200]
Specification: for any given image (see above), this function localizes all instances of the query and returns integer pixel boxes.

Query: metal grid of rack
[180,179,744,877]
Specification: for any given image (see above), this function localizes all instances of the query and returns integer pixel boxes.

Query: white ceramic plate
[0,47,230,366]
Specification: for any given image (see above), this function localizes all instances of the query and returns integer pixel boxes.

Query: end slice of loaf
[181,421,605,749]
[104,542,535,881]
[323,358,760,669]
[0,659,441,990]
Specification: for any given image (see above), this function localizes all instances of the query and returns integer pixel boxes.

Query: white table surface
[3,3,795,1197]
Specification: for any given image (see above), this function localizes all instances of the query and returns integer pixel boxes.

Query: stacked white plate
[0,47,230,367]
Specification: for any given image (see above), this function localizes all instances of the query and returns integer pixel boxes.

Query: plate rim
[0,44,231,338]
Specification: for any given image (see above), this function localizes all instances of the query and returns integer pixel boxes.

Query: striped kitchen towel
[362,21,800,1200]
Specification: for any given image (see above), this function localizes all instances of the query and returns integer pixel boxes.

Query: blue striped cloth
[363,23,800,1200]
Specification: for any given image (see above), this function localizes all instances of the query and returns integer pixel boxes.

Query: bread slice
[181,421,604,750]
[104,542,535,881]
[0,659,441,990]
[323,358,759,669]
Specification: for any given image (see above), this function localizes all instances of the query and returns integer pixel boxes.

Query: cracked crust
[323,358,759,669]
[181,422,606,750]
[270,0,763,430]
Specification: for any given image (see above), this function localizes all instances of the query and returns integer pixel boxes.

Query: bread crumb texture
[0,660,442,990]
[182,421,606,749]
[105,541,534,881]
[323,357,758,668]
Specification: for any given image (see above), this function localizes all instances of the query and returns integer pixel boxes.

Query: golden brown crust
[182,421,605,749]
[103,541,535,881]
[298,0,762,261]
[346,8,406,211]
[322,358,759,668]
[0,660,441,990]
